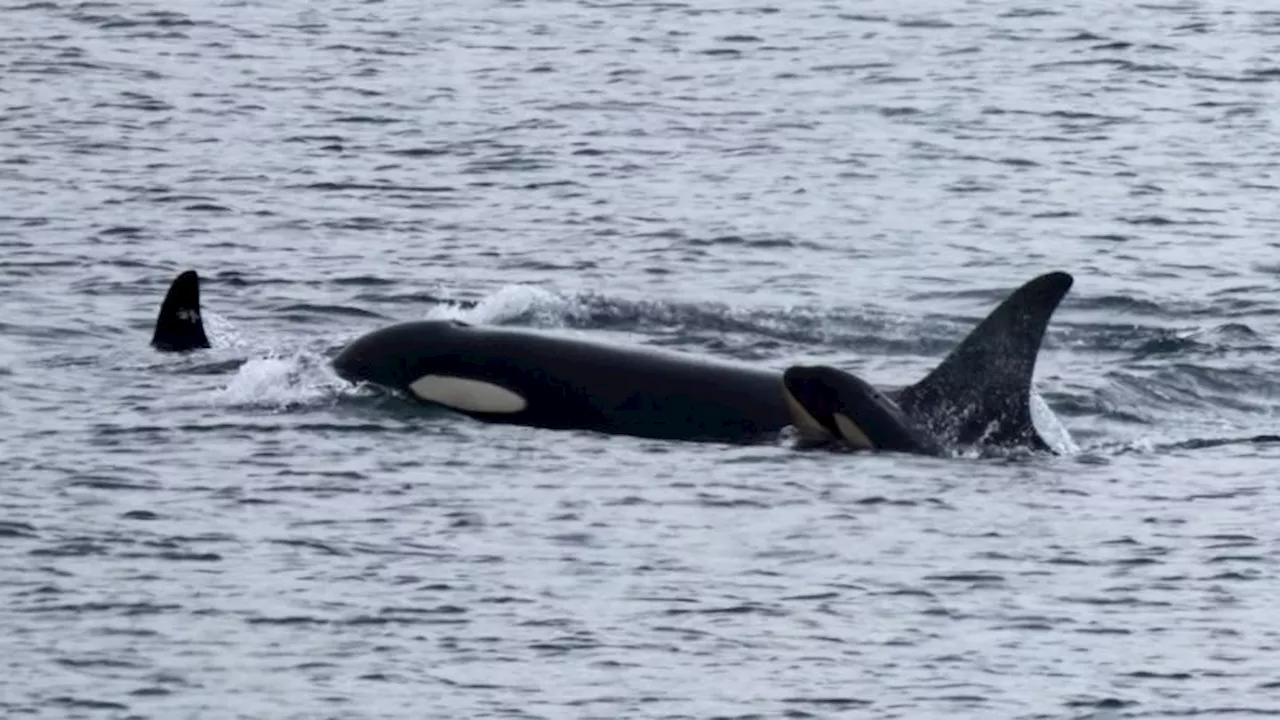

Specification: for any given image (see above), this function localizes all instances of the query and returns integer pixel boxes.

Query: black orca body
[332,320,793,443]
[150,268,1074,455]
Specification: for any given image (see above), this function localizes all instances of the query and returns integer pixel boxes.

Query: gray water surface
[3,1,1280,718]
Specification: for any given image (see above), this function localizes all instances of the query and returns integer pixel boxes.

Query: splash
[425,284,576,326]
[212,351,341,410]
[202,311,252,351]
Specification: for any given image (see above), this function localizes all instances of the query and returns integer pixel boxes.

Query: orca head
[782,365,941,455]
[331,319,470,390]
[331,320,530,415]
[151,270,211,353]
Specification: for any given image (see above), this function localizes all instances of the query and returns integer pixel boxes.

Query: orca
[782,365,945,455]
[148,268,1074,454]
[329,271,1074,454]
[332,319,794,444]
[151,269,211,352]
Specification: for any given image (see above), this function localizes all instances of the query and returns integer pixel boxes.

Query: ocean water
[3,1,1280,718]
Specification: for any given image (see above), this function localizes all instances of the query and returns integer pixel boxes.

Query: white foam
[213,352,337,409]
[202,311,251,350]
[426,284,579,326]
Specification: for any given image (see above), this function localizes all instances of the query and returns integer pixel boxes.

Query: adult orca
[148,268,1073,454]
[328,271,1074,454]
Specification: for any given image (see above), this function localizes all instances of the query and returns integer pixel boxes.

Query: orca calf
[782,365,945,455]
[150,269,1074,455]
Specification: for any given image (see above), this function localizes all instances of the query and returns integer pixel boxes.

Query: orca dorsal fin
[895,271,1073,452]
[151,269,211,352]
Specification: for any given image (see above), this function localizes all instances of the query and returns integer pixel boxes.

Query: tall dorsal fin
[896,271,1073,451]
[151,270,211,352]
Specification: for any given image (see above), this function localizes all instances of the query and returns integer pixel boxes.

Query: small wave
[686,234,824,250]
[425,284,568,326]
[1131,331,1227,359]
[275,303,388,320]
[202,312,252,351]
[297,182,454,193]
[178,358,250,376]
[211,352,343,409]
[47,697,129,712]
[1107,434,1280,456]
[1173,434,1280,450]
[1070,294,1169,315]
[419,285,936,359]
[331,275,397,287]
[1102,362,1280,419]
[386,146,451,158]
[1059,321,1272,359]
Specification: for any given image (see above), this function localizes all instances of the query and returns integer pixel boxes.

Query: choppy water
[3,1,1280,717]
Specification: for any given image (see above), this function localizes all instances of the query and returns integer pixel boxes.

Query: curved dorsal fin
[151,270,211,352]
[896,271,1073,451]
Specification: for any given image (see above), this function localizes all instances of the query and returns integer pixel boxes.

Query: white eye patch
[409,375,527,414]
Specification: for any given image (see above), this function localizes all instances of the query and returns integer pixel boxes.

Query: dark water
[3,1,1280,717]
